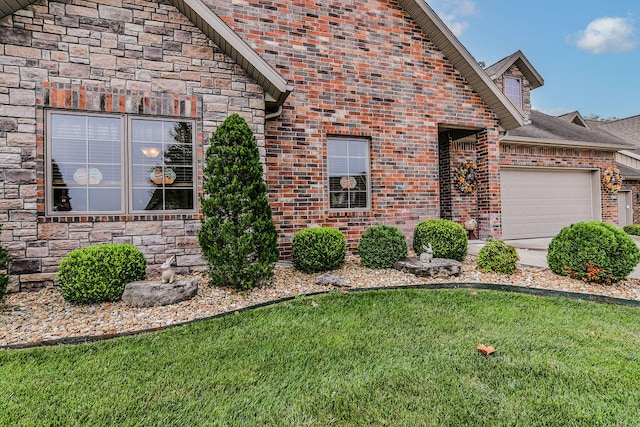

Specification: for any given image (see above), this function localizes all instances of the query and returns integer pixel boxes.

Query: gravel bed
[2,256,640,348]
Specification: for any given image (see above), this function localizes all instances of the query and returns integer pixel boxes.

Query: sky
[428,0,640,120]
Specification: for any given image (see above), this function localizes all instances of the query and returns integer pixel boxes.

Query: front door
[618,191,633,228]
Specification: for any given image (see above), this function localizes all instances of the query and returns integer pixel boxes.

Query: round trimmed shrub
[413,219,468,261]
[292,228,346,273]
[623,224,640,236]
[476,238,519,275]
[547,221,640,284]
[57,244,147,303]
[358,225,408,269]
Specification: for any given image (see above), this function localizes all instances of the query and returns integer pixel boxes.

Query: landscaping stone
[122,279,198,307]
[315,272,350,287]
[393,257,461,278]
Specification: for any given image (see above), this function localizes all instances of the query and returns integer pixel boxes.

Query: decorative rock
[315,272,350,287]
[122,279,198,307]
[393,257,461,278]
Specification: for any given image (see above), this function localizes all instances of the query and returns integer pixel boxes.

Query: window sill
[39,213,201,223]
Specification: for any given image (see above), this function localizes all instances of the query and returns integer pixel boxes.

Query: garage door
[501,168,598,239]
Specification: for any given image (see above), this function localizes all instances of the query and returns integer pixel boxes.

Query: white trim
[501,135,631,151]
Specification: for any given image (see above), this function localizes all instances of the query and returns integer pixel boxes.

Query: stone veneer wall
[207,0,503,256]
[0,0,265,291]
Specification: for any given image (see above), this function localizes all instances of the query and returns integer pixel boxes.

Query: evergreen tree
[198,114,279,290]
[0,224,9,302]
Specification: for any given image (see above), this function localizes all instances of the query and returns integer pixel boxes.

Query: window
[504,77,522,108]
[47,111,195,215]
[327,137,370,210]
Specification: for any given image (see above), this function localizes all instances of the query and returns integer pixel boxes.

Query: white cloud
[574,16,637,54]
[431,0,477,36]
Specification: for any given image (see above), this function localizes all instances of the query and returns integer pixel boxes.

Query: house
[596,116,640,225]
[0,0,629,291]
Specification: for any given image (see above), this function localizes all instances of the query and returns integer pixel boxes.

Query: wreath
[454,161,477,194]
[601,166,622,194]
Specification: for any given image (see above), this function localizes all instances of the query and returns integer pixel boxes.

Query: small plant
[0,224,9,302]
[623,224,640,236]
[547,221,640,284]
[358,225,408,269]
[57,244,147,303]
[292,228,346,273]
[198,113,279,290]
[413,219,468,262]
[476,238,519,275]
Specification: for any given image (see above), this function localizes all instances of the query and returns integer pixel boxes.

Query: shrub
[198,114,279,290]
[0,224,8,302]
[57,244,147,303]
[413,219,468,262]
[547,221,640,284]
[476,238,519,275]
[292,228,346,273]
[358,225,408,269]
[623,224,640,236]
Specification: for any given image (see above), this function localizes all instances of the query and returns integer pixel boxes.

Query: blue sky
[429,0,639,120]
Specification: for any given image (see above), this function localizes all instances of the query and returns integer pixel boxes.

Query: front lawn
[1,289,639,425]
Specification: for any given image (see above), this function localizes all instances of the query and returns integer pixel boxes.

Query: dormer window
[504,77,522,108]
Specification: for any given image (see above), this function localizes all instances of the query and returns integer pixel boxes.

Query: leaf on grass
[342,290,348,295]
[591,331,597,336]
[471,290,478,296]
[311,300,319,307]
[477,343,496,355]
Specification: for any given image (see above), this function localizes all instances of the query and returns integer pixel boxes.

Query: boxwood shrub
[358,225,408,269]
[292,228,346,273]
[57,244,147,303]
[476,238,519,275]
[413,219,468,262]
[547,221,640,284]
[623,224,640,236]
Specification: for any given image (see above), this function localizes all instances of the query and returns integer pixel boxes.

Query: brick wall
[207,0,502,256]
[0,0,265,290]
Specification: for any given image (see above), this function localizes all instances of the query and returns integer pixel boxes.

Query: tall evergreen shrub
[0,224,8,302]
[198,114,279,290]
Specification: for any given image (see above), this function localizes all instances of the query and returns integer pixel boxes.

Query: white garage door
[501,168,599,239]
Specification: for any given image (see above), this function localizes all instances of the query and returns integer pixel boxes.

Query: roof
[485,50,544,90]
[398,0,524,130]
[0,0,292,108]
[597,115,640,148]
[1,0,525,129]
[616,162,640,180]
[557,111,590,129]
[502,110,633,151]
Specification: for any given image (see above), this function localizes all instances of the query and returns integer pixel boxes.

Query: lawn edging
[3,282,639,351]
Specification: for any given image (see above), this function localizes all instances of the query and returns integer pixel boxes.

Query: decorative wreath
[454,161,478,194]
[601,166,622,194]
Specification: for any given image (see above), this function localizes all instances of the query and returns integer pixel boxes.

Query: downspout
[265,105,283,120]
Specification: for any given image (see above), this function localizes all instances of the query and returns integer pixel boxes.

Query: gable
[0,0,292,108]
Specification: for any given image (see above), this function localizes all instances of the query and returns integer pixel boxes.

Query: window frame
[326,136,372,212]
[45,110,197,216]
[504,76,523,109]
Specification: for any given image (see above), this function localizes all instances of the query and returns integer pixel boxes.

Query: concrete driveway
[468,236,640,280]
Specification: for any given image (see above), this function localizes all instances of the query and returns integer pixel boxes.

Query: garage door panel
[501,169,596,239]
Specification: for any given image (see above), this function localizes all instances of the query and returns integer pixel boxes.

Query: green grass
[1,289,640,426]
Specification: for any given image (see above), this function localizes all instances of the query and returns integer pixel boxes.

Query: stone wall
[0,0,265,291]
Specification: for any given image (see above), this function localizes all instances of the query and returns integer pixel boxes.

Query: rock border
[3,282,639,350]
